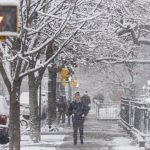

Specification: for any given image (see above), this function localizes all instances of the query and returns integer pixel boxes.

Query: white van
[20,92,48,120]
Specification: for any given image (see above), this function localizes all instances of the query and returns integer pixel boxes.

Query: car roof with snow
[0,95,9,116]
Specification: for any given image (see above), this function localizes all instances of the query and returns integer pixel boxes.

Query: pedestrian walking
[81,91,91,116]
[68,92,87,145]
[57,95,67,124]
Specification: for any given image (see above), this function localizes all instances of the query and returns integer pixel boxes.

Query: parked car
[0,95,9,144]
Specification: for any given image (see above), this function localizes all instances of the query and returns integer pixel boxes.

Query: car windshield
[0,96,9,116]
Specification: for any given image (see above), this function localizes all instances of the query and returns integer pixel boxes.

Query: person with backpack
[81,91,91,116]
[57,95,67,124]
[68,92,87,145]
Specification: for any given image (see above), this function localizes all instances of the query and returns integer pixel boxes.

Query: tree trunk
[28,74,40,142]
[48,66,57,128]
[9,80,21,150]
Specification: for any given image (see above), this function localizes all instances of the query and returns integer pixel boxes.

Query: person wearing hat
[68,92,87,145]
[81,91,91,117]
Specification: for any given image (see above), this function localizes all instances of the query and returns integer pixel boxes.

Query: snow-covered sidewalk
[0,134,66,150]
[21,134,65,150]
[56,109,142,150]
[0,109,144,150]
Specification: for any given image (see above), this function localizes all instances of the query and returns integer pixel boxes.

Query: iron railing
[120,97,150,138]
[93,99,120,120]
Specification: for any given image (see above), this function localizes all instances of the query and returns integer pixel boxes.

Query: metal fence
[94,97,150,146]
[93,99,120,120]
[120,97,150,138]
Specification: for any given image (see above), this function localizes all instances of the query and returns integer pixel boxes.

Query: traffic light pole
[67,81,72,126]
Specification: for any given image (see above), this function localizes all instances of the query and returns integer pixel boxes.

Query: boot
[74,139,77,145]
[80,138,83,145]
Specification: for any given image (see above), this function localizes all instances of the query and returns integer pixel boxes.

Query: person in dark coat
[68,92,87,145]
[57,95,67,124]
[81,91,91,116]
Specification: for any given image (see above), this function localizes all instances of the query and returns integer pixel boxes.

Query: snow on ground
[21,134,65,145]
[112,137,140,150]
[21,147,56,150]
[0,107,143,150]
[0,134,66,150]
[113,147,142,150]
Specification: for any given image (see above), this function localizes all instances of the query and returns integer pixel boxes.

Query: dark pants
[72,117,84,145]
[57,112,65,124]
[85,105,90,116]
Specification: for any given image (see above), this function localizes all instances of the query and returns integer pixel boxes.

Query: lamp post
[67,80,72,126]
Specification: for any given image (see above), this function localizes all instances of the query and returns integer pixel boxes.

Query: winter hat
[74,92,80,97]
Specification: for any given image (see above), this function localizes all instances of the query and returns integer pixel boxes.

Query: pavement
[56,109,140,150]
[0,109,142,150]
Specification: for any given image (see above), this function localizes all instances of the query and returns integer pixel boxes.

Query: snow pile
[20,134,66,150]
[113,146,140,150]
[1,134,66,150]
[112,137,139,150]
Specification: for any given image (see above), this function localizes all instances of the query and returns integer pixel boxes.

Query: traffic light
[60,67,70,81]
[0,5,18,36]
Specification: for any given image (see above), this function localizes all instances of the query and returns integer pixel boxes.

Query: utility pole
[67,81,72,126]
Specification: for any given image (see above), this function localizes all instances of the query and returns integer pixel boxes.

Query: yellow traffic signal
[0,5,18,36]
[60,68,70,80]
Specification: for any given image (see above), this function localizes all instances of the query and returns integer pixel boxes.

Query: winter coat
[68,101,86,124]
[81,94,91,106]
[57,101,67,113]
[81,94,91,116]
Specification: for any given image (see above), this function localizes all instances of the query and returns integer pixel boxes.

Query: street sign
[71,80,78,87]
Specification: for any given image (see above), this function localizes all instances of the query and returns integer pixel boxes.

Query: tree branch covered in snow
[115,0,150,45]
[96,57,150,64]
